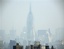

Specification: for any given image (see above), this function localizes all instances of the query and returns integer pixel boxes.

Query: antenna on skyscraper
[29,0,32,13]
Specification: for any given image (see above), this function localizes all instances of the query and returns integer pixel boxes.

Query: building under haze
[37,30,49,45]
[55,28,64,41]
[26,4,34,45]
[0,30,5,41]
[10,29,16,40]
[9,40,16,49]
[0,40,3,49]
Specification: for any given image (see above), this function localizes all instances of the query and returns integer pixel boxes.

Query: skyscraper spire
[29,2,32,14]
[26,2,34,45]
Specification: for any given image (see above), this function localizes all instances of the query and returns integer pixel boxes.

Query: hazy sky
[0,0,64,36]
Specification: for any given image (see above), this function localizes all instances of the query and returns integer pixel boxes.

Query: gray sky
[0,0,64,38]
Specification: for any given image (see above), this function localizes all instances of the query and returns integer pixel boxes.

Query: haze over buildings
[0,0,64,47]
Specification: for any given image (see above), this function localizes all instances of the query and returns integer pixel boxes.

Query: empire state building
[27,4,34,43]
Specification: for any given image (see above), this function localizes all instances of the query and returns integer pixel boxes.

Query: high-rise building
[0,40,3,49]
[26,4,34,44]
[0,30,5,41]
[10,29,16,40]
[9,40,16,49]
[55,28,64,41]
[37,30,49,45]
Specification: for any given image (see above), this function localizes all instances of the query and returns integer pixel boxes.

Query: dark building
[13,46,23,49]
[34,44,41,49]
[51,46,54,49]
[38,44,41,49]
[31,45,34,49]
[13,46,16,49]
[9,40,16,49]
[13,43,23,49]
[25,46,30,49]
[25,45,34,49]
[45,44,49,49]
[34,41,41,49]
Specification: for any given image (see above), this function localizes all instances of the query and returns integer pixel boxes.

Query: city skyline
[0,0,64,49]
[0,0,64,43]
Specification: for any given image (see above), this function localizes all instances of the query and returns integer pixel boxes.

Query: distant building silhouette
[10,30,16,40]
[0,30,5,41]
[55,28,64,41]
[9,40,16,49]
[0,40,3,49]
[26,4,34,44]
[51,46,54,49]
[53,40,64,49]
[37,30,49,44]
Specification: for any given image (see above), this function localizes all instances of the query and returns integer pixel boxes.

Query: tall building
[27,4,34,44]
[37,30,49,45]
[55,28,64,41]
[9,40,16,49]
[0,40,3,49]
[0,30,5,41]
[10,29,16,40]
